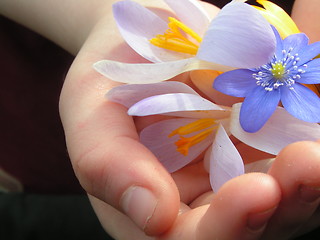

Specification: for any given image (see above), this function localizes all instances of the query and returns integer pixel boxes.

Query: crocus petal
[106,81,198,108]
[128,93,224,116]
[213,69,257,97]
[230,103,320,155]
[94,58,233,84]
[197,1,275,68]
[94,58,191,84]
[240,87,280,132]
[210,124,244,192]
[164,0,210,36]
[113,0,183,62]
[281,84,320,122]
[298,58,320,84]
[140,118,214,172]
[164,110,231,119]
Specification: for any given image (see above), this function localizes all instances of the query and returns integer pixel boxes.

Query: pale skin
[1,0,320,239]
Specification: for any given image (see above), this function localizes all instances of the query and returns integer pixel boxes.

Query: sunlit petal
[128,93,224,116]
[255,0,299,38]
[94,58,233,84]
[113,0,182,62]
[197,1,275,68]
[281,84,320,122]
[106,81,199,108]
[164,0,210,36]
[230,103,320,155]
[141,118,214,172]
[210,124,244,192]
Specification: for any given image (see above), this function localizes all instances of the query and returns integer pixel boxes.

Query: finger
[63,100,180,235]
[291,0,320,43]
[198,173,281,240]
[58,12,182,234]
[263,141,320,239]
[161,173,281,240]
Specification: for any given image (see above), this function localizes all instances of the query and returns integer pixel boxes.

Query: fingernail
[299,185,320,203]
[247,207,276,232]
[120,186,158,230]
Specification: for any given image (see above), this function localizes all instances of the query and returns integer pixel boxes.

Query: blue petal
[271,26,284,58]
[213,69,257,97]
[281,84,320,122]
[298,41,320,65]
[282,33,309,57]
[197,2,275,68]
[298,58,320,84]
[240,87,280,132]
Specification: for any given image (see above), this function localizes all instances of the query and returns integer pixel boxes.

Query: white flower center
[252,47,308,91]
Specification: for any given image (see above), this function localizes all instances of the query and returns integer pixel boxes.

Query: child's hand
[59,0,320,239]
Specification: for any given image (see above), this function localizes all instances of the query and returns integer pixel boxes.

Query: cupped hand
[58,0,223,236]
[59,0,320,239]
[89,140,320,240]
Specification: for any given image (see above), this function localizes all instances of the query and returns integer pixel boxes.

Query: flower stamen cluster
[169,118,217,156]
[149,17,202,55]
[253,46,308,92]
[214,28,320,133]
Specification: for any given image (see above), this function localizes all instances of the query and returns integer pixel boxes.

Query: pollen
[149,17,202,55]
[169,118,217,156]
[271,62,286,79]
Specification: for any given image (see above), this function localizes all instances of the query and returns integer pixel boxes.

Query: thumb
[62,98,180,235]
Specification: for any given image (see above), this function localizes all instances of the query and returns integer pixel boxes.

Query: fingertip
[198,173,281,239]
[269,140,320,184]
[142,182,180,235]
[74,135,180,236]
[120,183,180,236]
[217,173,281,212]
[108,145,180,236]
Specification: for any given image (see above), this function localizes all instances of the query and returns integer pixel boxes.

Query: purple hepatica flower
[93,0,276,84]
[214,27,320,133]
[107,81,320,192]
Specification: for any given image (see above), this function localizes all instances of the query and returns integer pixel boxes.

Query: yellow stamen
[150,17,202,55]
[174,127,216,156]
[169,118,217,156]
